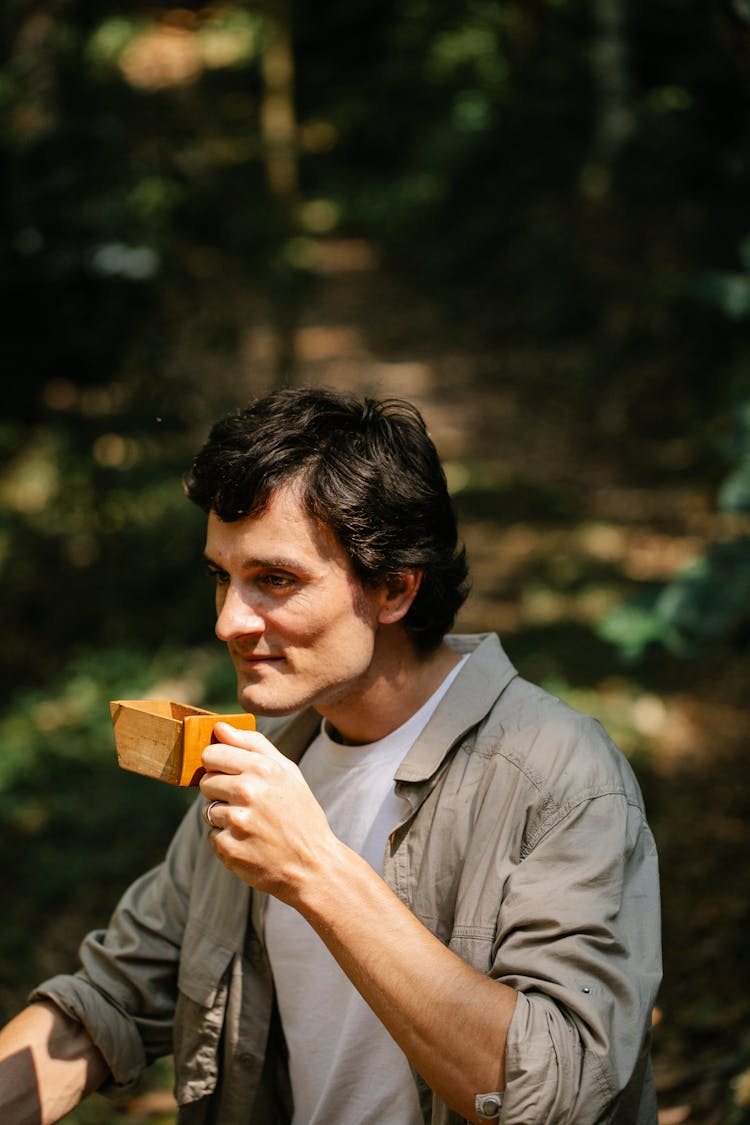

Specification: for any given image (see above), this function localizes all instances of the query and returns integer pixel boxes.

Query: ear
[377,570,423,625]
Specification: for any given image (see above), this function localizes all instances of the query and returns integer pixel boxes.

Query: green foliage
[599,237,750,663]
[598,399,750,661]
[596,597,669,665]
[0,412,221,689]
[692,235,750,322]
[0,642,236,1019]
[719,400,750,514]
[599,540,750,661]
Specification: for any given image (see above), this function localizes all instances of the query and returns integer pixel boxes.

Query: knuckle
[232,777,254,804]
[225,806,251,835]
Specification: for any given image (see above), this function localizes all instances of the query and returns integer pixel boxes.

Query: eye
[206,564,229,586]
[262,572,296,591]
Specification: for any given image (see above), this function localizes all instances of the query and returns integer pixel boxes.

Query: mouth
[233,650,285,666]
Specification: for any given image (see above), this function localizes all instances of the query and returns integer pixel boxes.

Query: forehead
[205,484,349,570]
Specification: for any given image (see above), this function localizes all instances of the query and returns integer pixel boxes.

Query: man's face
[204,484,389,719]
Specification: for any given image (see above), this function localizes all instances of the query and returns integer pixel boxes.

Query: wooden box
[110,699,256,787]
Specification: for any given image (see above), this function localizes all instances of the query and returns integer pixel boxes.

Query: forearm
[0,1001,110,1125]
[296,841,517,1124]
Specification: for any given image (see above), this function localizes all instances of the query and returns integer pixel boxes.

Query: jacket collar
[394,633,517,783]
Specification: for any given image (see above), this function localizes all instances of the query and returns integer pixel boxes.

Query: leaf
[596,599,665,663]
[692,272,750,321]
[739,233,750,274]
[719,460,750,514]
[598,540,750,660]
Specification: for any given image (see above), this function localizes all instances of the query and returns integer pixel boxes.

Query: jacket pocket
[174,923,236,1105]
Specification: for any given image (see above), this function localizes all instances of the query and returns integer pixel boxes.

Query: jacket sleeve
[30,797,207,1089]
[494,788,661,1124]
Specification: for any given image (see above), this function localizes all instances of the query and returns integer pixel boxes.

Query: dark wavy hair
[184,386,470,653]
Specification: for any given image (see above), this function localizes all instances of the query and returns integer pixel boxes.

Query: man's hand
[199,722,341,904]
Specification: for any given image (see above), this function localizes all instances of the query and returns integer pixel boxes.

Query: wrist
[292,836,364,920]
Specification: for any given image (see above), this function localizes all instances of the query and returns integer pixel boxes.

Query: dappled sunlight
[0,433,60,514]
[656,692,750,775]
[286,237,379,275]
[91,10,260,91]
[460,518,712,631]
[294,324,366,363]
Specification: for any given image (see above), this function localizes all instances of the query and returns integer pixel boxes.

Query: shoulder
[468,674,646,816]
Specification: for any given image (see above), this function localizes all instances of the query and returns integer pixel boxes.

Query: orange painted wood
[110,700,256,786]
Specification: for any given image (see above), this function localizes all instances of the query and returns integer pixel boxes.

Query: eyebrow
[203,552,311,574]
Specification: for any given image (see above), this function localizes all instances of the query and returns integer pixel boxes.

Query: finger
[201,742,256,776]
[199,770,237,803]
[202,727,283,776]
[213,723,283,759]
[202,799,228,830]
[196,765,235,801]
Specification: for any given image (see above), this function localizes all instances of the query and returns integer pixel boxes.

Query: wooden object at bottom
[110,699,256,787]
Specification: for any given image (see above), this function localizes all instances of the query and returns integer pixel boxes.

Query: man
[0,387,661,1124]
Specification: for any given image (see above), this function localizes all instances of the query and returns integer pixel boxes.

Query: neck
[317,637,461,746]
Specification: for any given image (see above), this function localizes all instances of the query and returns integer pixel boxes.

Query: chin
[237,687,301,718]
[250,702,303,718]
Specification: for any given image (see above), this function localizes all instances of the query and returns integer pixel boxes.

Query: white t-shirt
[264,658,467,1125]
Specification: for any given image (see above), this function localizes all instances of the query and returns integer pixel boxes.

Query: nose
[215,583,266,643]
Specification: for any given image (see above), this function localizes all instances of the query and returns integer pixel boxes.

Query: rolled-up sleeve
[495,791,661,1124]
[30,798,205,1089]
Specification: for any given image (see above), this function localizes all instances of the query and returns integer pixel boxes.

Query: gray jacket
[34,634,662,1123]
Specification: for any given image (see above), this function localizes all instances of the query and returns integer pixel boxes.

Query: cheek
[276,582,376,650]
[287,610,365,659]
[277,593,339,637]
[261,607,323,650]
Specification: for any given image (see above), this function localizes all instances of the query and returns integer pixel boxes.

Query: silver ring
[203,800,225,829]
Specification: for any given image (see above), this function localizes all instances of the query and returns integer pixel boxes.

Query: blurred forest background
[1,0,750,1121]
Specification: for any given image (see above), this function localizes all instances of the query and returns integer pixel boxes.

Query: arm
[200,724,517,1123]
[297,838,517,1121]
[0,1001,109,1125]
[26,799,213,1096]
